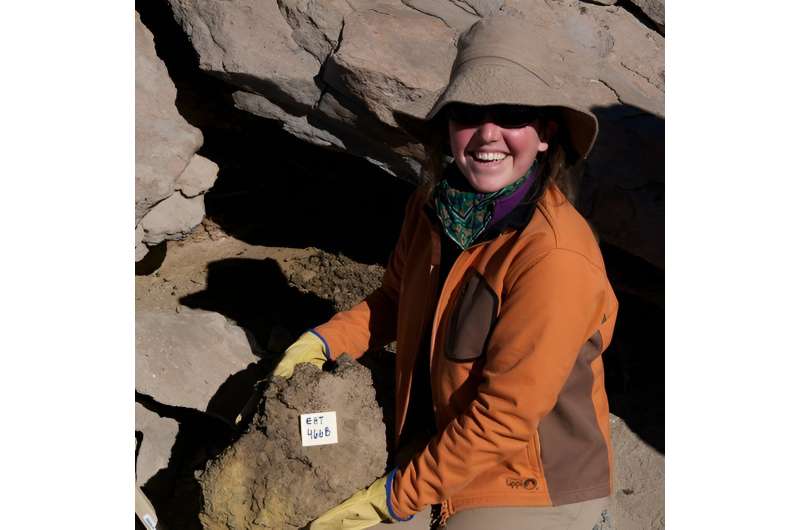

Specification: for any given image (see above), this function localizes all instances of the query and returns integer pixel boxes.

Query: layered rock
[199,360,388,529]
[135,12,218,261]
[325,6,458,129]
[166,0,322,112]
[164,0,663,267]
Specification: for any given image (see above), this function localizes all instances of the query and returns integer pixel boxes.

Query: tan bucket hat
[396,15,599,161]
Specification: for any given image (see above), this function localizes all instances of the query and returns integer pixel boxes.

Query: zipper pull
[430,500,451,528]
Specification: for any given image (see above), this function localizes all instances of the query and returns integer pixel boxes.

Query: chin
[466,174,514,193]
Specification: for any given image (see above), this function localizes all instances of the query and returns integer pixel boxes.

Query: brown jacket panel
[538,331,611,505]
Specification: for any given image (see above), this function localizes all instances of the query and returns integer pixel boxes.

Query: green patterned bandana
[434,162,534,250]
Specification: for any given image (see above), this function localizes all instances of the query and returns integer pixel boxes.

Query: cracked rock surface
[198,360,388,529]
[161,0,663,268]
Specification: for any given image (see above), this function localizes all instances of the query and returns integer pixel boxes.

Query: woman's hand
[273,331,328,378]
[310,472,410,529]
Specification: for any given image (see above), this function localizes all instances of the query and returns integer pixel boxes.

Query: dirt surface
[285,251,385,313]
[608,416,665,530]
[136,219,318,314]
[135,218,387,354]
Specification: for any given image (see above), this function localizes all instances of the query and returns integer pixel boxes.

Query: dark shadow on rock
[135,241,167,275]
[205,359,272,424]
[583,103,664,270]
[601,242,665,454]
[602,241,664,307]
[136,391,237,530]
[617,0,665,36]
[135,430,143,463]
[198,125,413,264]
[179,257,337,356]
[582,102,664,454]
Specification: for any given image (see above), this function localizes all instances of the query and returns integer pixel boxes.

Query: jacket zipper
[435,499,452,528]
[427,228,495,523]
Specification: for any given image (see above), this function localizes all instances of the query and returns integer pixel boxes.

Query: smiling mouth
[469,151,508,164]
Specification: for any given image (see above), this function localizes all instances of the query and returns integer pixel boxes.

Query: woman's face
[447,105,551,193]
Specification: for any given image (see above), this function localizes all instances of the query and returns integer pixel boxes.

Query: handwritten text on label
[300,411,338,447]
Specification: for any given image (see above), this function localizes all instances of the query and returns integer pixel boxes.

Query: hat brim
[394,59,599,161]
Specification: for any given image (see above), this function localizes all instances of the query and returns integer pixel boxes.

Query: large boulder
[135,308,260,424]
[166,0,322,112]
[199,360,387,529]
[135,12,218,261]
[165,0,663,267]
[325,5,458,128]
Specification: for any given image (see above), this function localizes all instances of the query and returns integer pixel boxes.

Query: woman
[275,15,618,529]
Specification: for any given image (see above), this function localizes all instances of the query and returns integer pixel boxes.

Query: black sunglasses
[446,104,543,129]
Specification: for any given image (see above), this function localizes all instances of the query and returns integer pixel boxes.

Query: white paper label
[300,411,338,446]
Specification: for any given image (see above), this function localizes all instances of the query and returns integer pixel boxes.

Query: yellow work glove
[310,471,412,530]
[273,331,328,379]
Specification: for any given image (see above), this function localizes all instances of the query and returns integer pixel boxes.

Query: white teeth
[473,152,507,161]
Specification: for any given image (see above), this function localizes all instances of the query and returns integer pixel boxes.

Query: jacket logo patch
[506,477,538,490]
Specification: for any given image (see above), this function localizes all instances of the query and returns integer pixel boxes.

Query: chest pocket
[445,269,499,361]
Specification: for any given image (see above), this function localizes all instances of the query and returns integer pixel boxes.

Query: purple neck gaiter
[489,162,539,227]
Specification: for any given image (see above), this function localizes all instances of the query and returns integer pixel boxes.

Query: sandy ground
[136,220,316,313]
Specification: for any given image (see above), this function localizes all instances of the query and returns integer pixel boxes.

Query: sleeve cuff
[386,468,414,522]
[307,329,332,361]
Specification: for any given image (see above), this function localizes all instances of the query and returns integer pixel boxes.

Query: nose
[476,120,501,143]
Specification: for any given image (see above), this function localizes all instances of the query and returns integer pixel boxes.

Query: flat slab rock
[199,359,387,529]
[136,308,259,423]
[135,403,179,487]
